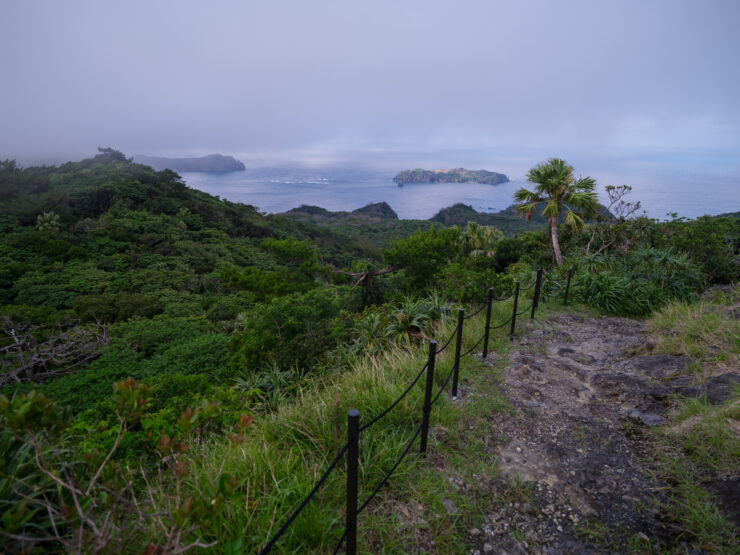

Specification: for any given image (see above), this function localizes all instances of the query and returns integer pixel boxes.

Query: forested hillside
[1,151,738,552]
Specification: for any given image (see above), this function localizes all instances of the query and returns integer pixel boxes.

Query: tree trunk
[550,216,563,266]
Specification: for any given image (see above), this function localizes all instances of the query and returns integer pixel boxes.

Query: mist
[2,0,739,165]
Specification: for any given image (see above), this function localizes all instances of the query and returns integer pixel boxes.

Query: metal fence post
[451,308,464,398]
[419,340,437,455]
[346,409,359,555]
[509,281,520,340]
[531,267,543,319]
[482,287,494,358]
[564,268,573,305]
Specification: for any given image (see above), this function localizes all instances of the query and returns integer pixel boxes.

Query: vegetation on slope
[0,151,737,551]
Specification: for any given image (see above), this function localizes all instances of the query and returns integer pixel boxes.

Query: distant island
[134,154,245,173]
[393,167,509,186]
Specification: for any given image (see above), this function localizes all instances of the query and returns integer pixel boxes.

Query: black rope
[259,442,349,554]
[492,290,515,301]
[332,529,347,555]
[516,303,532,316]
[489,315,513,330]
[519,279,536,292]
[516,304,532,317]
[359,362,428,433]
[463,304,486,319]
[432,363,455,405]
[357,424,424,515]
[460,332,485,358]
[435,327,457,355]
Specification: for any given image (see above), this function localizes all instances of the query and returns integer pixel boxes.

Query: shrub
[382,227,461,290]
[571,247,704,316]
[229,288,349,372]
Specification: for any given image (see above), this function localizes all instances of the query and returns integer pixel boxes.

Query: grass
[666,479,737,552]
[643,286,740,553]
[666,395,740,476]
[646,290,740,364]
[131,294,521,552]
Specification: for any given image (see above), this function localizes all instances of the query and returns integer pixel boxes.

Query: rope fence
[258,265,572,554]
[434,326,458,355]
[358,363,428,433]
[460,332,486,358]
[462,303,487,320]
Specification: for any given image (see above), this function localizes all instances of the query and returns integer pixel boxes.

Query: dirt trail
[468,312,738,554]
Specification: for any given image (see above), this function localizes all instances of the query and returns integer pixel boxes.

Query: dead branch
[330,264,400,287]
[0,321,109,386]
[586,185,643,255]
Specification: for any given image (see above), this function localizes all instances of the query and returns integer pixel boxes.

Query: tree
[382,227,461,289]
[95,147,131,163]
[35,210,61,233]
[457,221,503,258]
[514,158,598,266]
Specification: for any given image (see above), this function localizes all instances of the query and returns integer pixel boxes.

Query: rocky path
[468,312,738,554]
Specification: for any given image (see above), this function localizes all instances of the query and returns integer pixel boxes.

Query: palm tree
[514,158,598,266]
[35,211,61,233]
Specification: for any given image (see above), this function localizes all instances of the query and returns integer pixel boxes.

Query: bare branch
[1,321,109,386]
[85,419,127,496]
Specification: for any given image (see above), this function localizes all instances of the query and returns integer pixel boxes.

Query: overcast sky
[2,0,739,163]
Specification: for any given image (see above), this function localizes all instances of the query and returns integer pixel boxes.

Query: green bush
[438,262,514,304]
[382,227,461,290]
[572,247,704,316]
[657,215,739,284]
[229,288,350,372]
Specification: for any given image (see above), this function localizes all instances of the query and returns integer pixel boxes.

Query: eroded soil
[465,312,739,554]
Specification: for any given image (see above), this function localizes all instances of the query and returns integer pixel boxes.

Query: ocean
[179,151,740,220]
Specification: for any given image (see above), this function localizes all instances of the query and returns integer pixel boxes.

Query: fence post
[564,268,573,305]
[482,287,494,358]
[419,340,437,455]
[531,267,543,319]
[346,409,359,555]
[509,281,520,340]
[451,308,464,398]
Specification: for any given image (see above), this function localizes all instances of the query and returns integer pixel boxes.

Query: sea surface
[180,152,740,221]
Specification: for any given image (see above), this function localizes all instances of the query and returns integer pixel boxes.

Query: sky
[1,0,739,165]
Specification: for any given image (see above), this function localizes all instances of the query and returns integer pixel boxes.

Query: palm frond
[542,199,560,219]
[564,209,585,230]
[513,187,542,203]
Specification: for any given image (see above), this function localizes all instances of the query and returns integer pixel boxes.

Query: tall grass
[648,287,740,552]
[139,296,512,552]
[647,289,739,364]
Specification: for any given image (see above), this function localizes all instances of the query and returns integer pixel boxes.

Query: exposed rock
[441,498,457,515]
[615,354,694,379]
[472,314,699,553]
[638,413,664,427]
[703,477,740,528]
[680,373,740,405]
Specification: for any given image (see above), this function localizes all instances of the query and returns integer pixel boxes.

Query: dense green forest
[1,150,738,552]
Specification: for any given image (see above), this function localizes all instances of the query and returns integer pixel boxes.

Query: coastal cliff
[134,154,245,173]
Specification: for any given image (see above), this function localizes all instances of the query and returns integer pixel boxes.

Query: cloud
[1,0,739,160]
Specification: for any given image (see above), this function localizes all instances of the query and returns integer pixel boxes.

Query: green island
[134,153,246,173]
[393,167,510,186]
[1,151,738,553]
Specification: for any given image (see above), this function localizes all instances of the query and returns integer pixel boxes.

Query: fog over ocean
[180,150,740,220]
